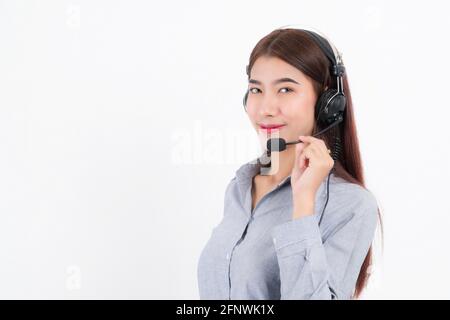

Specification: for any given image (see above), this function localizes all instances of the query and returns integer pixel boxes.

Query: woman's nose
[259,97,280,116]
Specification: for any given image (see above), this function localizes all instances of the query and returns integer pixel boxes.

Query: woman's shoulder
[315,176,379,243]
[327,174,379,220]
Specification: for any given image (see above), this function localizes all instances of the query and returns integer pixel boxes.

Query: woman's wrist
[292,193,316,219]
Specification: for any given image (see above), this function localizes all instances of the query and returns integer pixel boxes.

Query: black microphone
[266,137,296,152]
[266,117,343,152]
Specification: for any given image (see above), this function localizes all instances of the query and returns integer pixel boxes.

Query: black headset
[243,28,347,131]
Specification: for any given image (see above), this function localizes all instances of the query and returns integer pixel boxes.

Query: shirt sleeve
[270,188,378,300]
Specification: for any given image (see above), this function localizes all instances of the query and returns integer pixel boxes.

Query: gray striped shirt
[197,158,378,299]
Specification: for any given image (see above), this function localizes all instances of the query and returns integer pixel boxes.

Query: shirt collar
[234,157,261,205]
[234,156,337,210]
[235,157,290,186]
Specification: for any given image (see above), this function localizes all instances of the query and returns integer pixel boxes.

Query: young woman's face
[246,56,319,146]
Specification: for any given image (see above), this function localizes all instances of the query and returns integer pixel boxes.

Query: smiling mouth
[259,124,286,133]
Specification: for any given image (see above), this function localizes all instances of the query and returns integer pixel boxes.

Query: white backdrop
[1,0,449,299]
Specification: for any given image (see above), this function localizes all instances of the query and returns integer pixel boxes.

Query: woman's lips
[259,124,286,133]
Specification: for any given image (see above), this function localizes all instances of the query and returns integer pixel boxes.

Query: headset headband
[300,29,346,78]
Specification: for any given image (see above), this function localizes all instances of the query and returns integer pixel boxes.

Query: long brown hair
[246,28,383,299]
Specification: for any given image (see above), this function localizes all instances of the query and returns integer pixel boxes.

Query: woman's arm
[270,189,378,299]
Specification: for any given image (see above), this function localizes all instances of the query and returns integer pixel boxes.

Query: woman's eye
[279,87,293,93]
[249,87,293,94]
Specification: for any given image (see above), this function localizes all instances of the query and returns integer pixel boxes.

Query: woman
[197,27,382,300]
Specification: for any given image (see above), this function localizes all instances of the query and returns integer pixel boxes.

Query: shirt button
[273,238,277,244]
[226,253,230,260]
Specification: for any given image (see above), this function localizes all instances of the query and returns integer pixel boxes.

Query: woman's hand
[290,135,335,217]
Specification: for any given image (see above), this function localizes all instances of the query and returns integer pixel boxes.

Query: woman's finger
[300,135,329,157]
[313,144,329,161]
[299,144,317,169]
[298,148,307,169]
[295,141,306,170]
[303,146,318,168]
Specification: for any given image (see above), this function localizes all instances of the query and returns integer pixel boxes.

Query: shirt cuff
[270,214,323,258]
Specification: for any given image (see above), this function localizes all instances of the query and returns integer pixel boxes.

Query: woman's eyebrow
[248,77,301,85]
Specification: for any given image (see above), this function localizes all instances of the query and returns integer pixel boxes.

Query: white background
[1,0,449,299]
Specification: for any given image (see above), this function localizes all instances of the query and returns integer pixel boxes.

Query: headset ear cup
[329,93,346,114]
[317,89,348,125]
[317,89,347,125]
[315,89,337,125]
